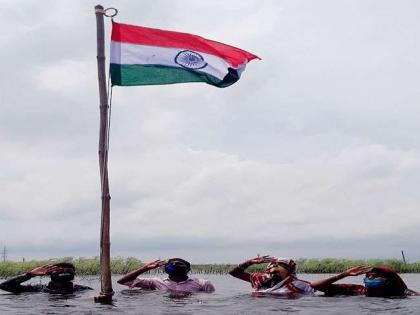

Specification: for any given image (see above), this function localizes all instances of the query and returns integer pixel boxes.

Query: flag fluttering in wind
[110,22,259,88]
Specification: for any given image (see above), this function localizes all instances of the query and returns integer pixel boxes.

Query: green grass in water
[0,257,419,277]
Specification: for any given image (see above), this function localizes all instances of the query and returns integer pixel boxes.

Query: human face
[266,264,289,280]
[364,272,389,296]
[165,259,190,276]
[50,267,75,283]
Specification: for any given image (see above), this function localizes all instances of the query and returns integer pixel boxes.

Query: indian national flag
[110,22,260,88]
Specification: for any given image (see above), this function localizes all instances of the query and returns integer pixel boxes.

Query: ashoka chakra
[175,50,208,70]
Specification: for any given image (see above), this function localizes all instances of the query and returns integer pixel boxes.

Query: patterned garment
[250,273,314,295]
[126,277,215,293]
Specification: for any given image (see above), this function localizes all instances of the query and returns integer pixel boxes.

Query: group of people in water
[0,255,418,298]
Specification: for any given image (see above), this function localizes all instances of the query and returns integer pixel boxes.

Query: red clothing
[250,273,314,295]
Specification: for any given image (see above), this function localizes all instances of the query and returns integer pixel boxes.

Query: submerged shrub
[0,257,419,277]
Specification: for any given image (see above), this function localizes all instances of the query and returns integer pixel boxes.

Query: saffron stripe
[111,22,260,68]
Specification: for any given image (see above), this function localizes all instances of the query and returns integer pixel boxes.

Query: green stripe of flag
[110,64,223,87]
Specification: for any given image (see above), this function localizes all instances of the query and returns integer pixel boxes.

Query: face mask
[50,272,75,282]
[165,263,189,276]
[363,278,386,288]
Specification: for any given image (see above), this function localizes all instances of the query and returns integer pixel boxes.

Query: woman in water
[311,265,419,297]
[229,255,314,296]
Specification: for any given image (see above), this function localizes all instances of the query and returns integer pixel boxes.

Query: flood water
[1,274,420,314]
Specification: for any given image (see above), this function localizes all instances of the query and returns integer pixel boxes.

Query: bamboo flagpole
[91,4,256,303]
[94,4,113,303]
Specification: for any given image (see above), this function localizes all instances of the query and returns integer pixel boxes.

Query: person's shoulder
[294,277,311,284]
[250,272,267,279]
[328,284,366,296]
[19,284,45,293]
[250,273,268,283]
[185,277,212,286]
[18,284,45,293]
[291,278,314,293]
[188,277,215,292]
[136,277,165,286]
[353,284,366,295]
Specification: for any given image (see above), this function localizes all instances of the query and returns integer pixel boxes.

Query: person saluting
[229,255,314,296]
[0,263,92,294]
[118,258,215,294]
[311,265,419,297]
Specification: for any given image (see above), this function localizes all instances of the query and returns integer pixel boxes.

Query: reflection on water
[0,274,420,314]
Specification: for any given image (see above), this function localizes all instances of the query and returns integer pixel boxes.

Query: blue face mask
[165,262,189,275]
[165,264,177,273]
[363,278,386,288]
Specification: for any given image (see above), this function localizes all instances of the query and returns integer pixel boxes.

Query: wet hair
[165,258,191,275]
[368,267,407,297]
[52,262,76,271]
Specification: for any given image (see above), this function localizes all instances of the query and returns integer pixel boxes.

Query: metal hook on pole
[104,8,118,18]
[95,7,118,18]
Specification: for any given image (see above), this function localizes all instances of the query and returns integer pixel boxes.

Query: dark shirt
[321,284,418,297]
[321,284,366,296]
[0,273,92,294]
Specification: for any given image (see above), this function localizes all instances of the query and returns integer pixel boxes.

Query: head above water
[49,263,75,283]
[363,266,407,297]
[258,258,297,289]
[265,258,297,280]
[164,258,191,277]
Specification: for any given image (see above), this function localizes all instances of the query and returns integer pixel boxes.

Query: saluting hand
[28,264,61,277]
[343,265,372,277]
[143,259,167,270]
[245,255,277,265]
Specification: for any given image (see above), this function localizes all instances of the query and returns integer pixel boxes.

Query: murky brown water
[1,274,419,314]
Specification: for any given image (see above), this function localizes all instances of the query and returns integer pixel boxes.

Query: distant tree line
[0,257,419,277]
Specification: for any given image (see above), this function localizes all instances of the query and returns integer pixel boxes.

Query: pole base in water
[94,293,113,304]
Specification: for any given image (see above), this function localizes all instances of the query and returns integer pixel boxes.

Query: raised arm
[0,273,35,293]
[229,256,275,283]
[0,264,59,293]
[311,265,371,295]
[117,259,166,285]
[406,288,420,296]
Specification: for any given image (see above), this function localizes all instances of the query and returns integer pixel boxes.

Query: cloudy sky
[1,0,420,263]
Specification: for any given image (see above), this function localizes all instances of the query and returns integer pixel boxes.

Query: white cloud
[1,0,420,262]
[34,59,95,94]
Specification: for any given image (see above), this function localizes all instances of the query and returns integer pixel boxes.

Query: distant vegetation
[0,257,419,277]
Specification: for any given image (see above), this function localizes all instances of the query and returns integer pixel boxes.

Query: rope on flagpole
[99,69,113,261]
[105,72,113,171]
[99,7,116,206]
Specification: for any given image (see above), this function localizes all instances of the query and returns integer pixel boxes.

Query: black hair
[52,262,76,271]
[367,267,407,297]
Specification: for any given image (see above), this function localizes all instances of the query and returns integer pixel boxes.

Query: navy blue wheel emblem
[175,50,208,70]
